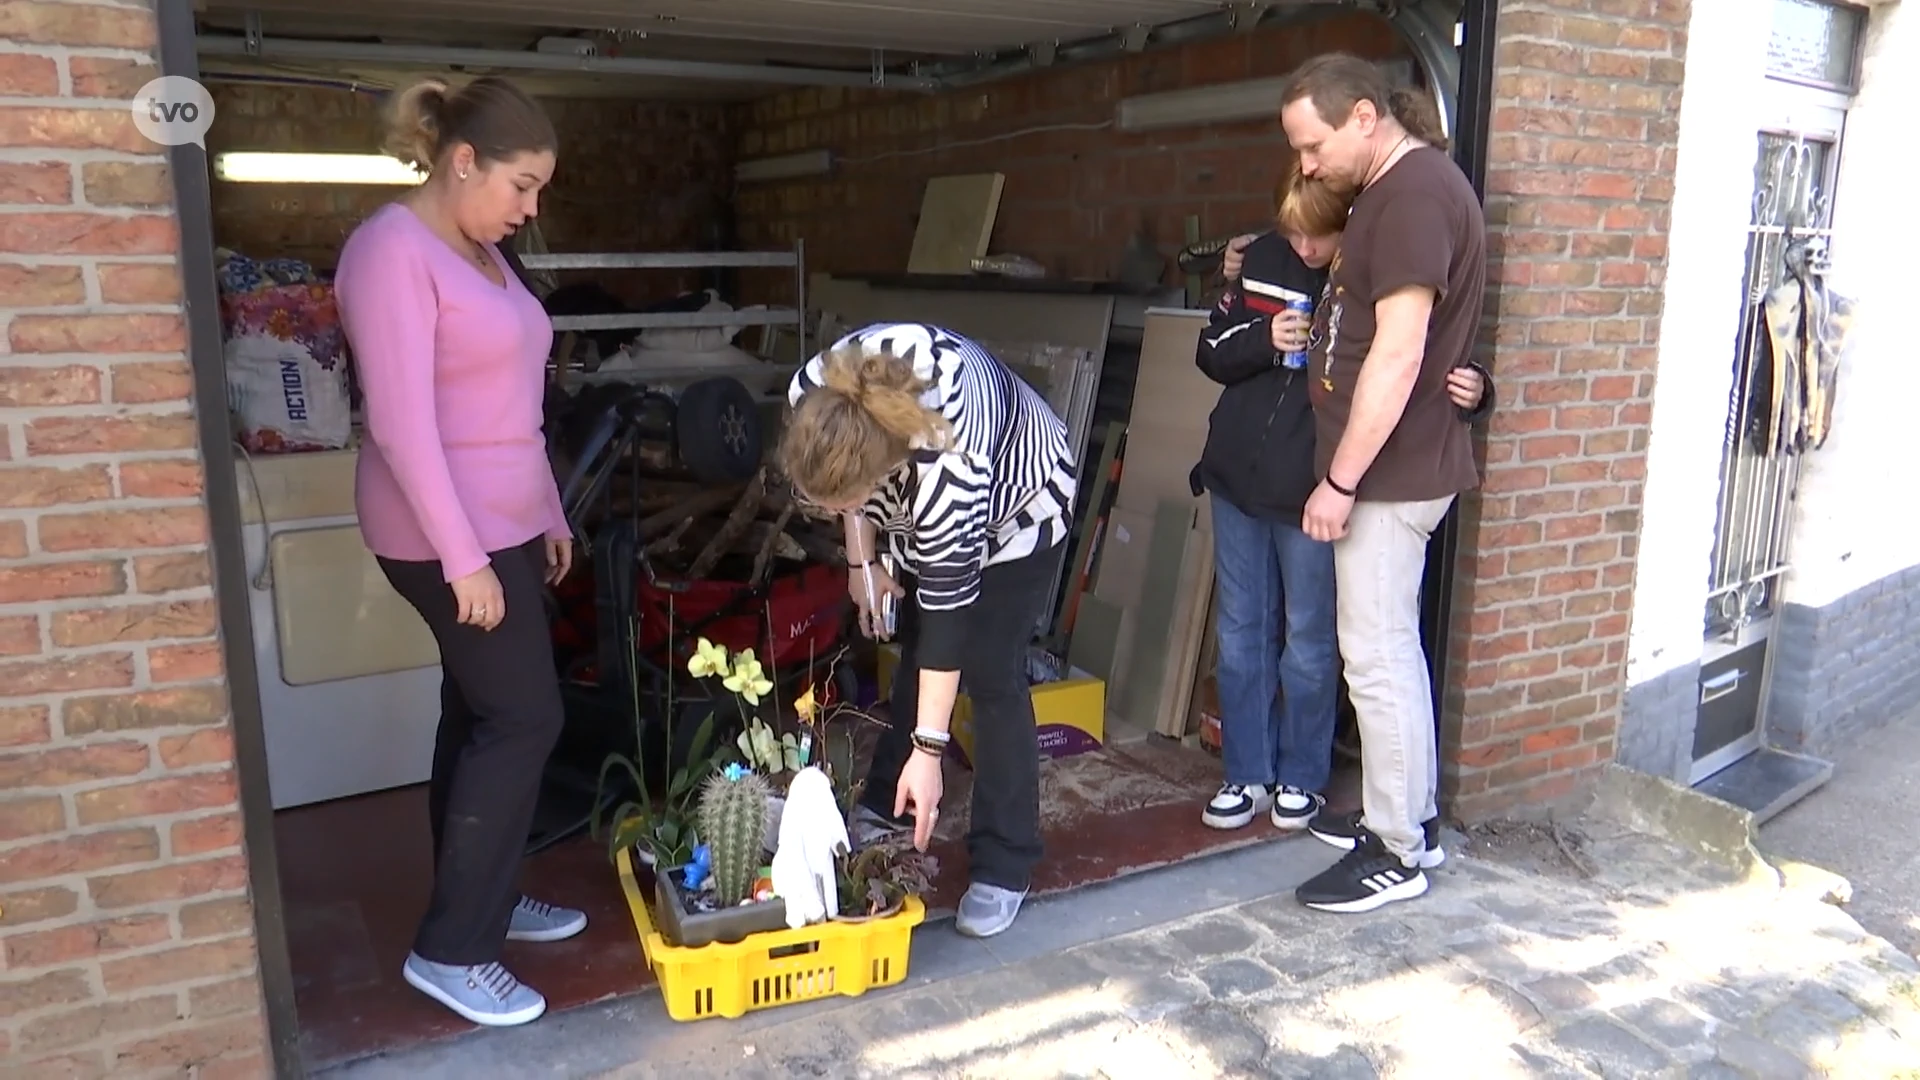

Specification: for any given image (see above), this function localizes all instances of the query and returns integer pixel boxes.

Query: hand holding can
[1271,288,1314,369]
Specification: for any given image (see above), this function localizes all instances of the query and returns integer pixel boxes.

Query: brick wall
[1,2,269,1076]
[730,12,1411,300]
[1440,0,1689,816]
[208,84,733,303]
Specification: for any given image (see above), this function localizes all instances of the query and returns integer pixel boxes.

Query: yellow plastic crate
[615,846,925,1022]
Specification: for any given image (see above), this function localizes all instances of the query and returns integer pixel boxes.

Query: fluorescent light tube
[733,150,833,184]
[1115,61,1421,134]
[213,152,427,185]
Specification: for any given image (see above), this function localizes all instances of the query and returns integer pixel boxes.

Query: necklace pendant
[1322,378,1335,393]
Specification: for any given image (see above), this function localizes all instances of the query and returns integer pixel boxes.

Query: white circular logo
[131,76,215,149]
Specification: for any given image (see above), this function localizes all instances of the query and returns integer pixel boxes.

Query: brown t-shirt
[1306,146,1486,502]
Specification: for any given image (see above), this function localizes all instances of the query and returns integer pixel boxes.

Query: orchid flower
[724,648,773,705]
[688,637,730,680]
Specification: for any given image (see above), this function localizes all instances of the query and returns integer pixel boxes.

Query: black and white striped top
[788,322,1077,615]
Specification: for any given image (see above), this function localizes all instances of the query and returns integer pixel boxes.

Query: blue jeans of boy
[1209,493,1338,794]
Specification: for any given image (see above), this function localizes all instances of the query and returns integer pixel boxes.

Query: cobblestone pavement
[598,821,1920,1080]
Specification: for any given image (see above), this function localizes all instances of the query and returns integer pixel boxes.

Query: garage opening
[161,1,1491,1070]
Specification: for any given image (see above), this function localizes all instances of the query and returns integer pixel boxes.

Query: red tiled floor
[277,740,1359,1071]
[275,787,649,1069]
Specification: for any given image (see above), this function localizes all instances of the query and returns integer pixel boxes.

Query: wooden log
[685,469,767,580]
[636,482,745,538]
[751,503,798,583]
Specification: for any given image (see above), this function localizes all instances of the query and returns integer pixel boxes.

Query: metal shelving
[521,239,807,381]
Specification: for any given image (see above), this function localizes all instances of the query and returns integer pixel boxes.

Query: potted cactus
[653,765,791,948]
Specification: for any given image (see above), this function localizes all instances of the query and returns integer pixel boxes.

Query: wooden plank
[1155,536,1214,739]
[1113,310,1214,532]
[1066,594,1124,687]
[1122,498,1200,738]
[906,173,1006,275]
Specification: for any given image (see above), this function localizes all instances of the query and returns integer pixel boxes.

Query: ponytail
[1387,86,1449,152]
[779,346,950,505]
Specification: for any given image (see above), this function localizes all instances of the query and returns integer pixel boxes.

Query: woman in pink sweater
[333,75,577,1029]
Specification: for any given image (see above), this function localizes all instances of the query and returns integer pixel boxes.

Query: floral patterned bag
[221,280,351,454]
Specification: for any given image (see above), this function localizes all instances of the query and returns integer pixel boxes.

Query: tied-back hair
[1275,158,1353,238]
[1281,53,1451,152]
[779,346,952,507]
[381,75,557,174]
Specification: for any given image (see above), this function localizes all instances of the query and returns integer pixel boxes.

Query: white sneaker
[1269,786,1325,831]
[1202,783,1273,830]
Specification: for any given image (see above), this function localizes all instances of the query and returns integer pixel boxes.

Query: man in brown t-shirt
[1278,53,1488,915]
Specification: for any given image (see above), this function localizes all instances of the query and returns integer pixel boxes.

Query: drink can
[1278,289,1313,370]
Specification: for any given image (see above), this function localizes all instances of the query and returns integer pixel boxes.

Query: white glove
[770,767,849,929]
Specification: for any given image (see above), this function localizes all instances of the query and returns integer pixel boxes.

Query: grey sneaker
[401,954,546,1027]
[954,882,1027,939]
[506,895,587,943]
[851,805,911,848]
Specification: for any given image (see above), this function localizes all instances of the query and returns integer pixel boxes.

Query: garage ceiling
[208,0,1226,56]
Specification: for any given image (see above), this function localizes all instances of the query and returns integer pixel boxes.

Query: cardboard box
[876,644,1105,768]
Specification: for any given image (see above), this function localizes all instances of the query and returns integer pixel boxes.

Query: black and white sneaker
[1295,832,1429,914]
[1307,809,1445,868]
[1269,786,1324,830]
[1201,784,1272,830]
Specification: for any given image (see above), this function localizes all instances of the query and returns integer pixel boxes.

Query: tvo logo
[131,76,215,149]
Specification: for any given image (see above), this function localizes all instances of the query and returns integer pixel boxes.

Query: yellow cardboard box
[875,644,1105,767]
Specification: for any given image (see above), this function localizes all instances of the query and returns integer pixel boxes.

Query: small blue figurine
[682,843,713,892]
[722,762,747,783]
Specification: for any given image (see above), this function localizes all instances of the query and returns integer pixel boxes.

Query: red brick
[0,520,26,557]
[0,51,59,96]
[147,642,223,685]
[80,161,173,208]
[0,650,135,697]
[132,552,211,593]
[51,600,216,649]
[61,684,230,737]
[0,794,65,841]
[119,458,204,500]
[95,264,182,307]
[26,414,196,456]
[0,827,159,887]
[0,883,80,927]
[1,464,114,509]
[0,613,39,657]
[108,360,193,404]
[0,704,53,747]
[87,853,248,910]
[10,312,187,354]
[18,994,185,1058]
[0,968,94,1022]
[0,211,177,255]
[158,727,234,770]
[75,771,238,826]
[179,896,252,940]
[170,811,242,857]
[0,160,71,204]
[4,913,172,969]
[37,506,207,552]
[0,105,152,153]
[70,56,157,101]
[0,2,159,48]
[0,364,102,407]
[188,976,261,1019]
[112,1015,267,1075]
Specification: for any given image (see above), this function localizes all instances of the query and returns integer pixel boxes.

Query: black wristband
[1326,475,1358,498]
[909,732,948,757]
[848,559,872,570]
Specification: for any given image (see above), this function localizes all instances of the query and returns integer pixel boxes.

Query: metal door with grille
[1692,0,1862,783]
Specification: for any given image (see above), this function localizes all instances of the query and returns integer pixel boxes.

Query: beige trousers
[1333,495,1455,861]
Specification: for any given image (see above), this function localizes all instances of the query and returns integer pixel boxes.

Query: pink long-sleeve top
[334,202,566,583]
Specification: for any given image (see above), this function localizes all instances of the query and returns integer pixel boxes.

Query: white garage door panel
[269,525,441,686]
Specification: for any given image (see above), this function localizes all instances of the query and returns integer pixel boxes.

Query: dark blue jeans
[1209,493,1339,794]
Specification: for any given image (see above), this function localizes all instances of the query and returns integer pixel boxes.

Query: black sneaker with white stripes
[1268,786,1324,830]
[1201,783,1272,830]
[1307,809,1444,868]
[1295,831,1429,914]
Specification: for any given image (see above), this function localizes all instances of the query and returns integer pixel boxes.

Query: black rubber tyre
[675,376,762,483]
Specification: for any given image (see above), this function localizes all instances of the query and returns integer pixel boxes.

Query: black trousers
[379,535,565,966]
[859,543,1062,892]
